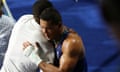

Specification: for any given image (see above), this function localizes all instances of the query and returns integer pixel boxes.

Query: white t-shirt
[0,15,54,72]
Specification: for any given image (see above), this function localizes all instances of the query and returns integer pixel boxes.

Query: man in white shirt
[0,0,54,72]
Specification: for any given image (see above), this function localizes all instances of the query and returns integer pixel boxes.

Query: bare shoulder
[62,32,85,58]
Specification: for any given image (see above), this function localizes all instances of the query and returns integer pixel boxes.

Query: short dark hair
[100,0,120,26]
[32,0,53,24]
[40,7,62,25]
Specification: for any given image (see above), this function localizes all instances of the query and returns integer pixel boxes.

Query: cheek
[47,30,56,38]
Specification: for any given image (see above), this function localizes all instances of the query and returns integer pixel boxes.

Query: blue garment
[54,30,88,72]
[0,15,15,68]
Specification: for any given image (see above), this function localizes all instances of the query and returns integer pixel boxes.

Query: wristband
[23,45,34,56]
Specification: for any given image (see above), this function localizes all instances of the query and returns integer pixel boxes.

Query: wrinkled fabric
[0,15,15,68]
[0,15,54,72]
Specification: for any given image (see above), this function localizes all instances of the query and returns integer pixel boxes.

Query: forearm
[39,61,61,72]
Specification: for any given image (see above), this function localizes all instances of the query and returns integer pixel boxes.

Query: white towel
[0,15,54,72]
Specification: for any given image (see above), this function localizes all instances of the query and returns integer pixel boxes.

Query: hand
[23,41,34,56]
[23,41,42,66]
[35,42,50,63]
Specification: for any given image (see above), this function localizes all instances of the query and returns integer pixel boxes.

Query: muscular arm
[39,34,85,72]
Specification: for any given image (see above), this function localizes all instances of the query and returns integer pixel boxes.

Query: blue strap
[36,67,40,72]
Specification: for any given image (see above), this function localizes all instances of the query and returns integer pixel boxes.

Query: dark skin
[39,19,85,72]
[39,33,84,72]
[23,19,85,72]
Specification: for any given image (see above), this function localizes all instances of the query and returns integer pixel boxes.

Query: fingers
[35,42,41,49]
[23,45,34,56]
[23,41,32,50]
[35,42,45,56]
[22,41,41,51]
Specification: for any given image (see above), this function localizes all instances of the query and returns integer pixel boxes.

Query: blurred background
[1,0,120,72]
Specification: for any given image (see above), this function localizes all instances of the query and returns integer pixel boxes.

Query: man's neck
[55,25,65,40]
[53,25,67,46]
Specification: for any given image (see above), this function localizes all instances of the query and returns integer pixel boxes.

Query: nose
[42,28,47,33]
